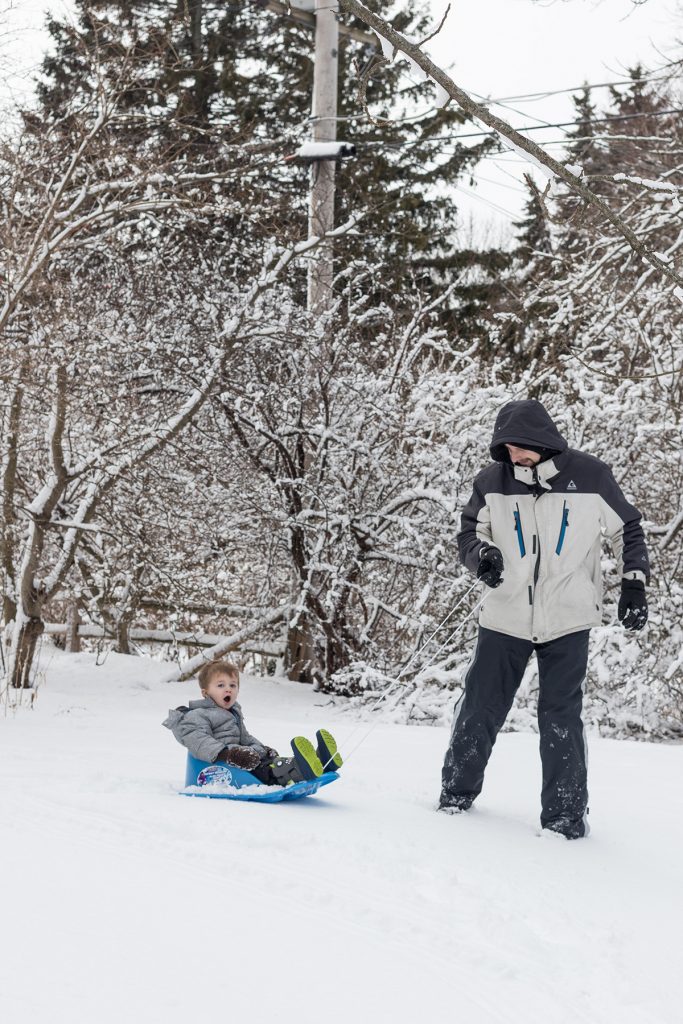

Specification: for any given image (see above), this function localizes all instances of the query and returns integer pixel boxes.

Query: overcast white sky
[1,0,679,240]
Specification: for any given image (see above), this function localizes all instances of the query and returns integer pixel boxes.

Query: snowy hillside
[1,651,681,1024]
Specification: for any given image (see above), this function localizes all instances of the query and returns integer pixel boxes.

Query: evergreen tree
[558,70,673,229]
[496,71,681,368]
[513,188,552,266]
[36,0,499,316]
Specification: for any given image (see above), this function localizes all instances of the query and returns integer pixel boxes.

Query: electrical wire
[312,95,666,129]
[359,107,683,149]
[481,98,555,129]
[268,2,680,112]
[455,184,522,220]
[488,159,534,189]
[470,172,528,194]
[491,71,680,103]
[258,3,678,117]
[308,75,674,126]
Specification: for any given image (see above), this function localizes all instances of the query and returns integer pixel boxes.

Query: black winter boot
[267,757,304,787]
[438,790,474,814]
[541,817,590,840]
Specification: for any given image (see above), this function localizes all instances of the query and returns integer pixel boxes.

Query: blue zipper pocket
[514,502,526,557]
[555,501,569,555]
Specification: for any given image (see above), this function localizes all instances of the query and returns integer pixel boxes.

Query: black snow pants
[441,626,590,833]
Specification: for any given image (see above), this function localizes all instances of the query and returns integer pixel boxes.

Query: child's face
[203,673,239,709]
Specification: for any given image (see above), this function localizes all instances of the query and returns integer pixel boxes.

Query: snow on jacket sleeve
[162,707,225,763]
[457,476,493,574]
[597,467,650,583]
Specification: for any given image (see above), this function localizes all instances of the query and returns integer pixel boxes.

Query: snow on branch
[0,107,110,335]
[374,487,453,519]
[165,603,292,682]
[610,173,681,193]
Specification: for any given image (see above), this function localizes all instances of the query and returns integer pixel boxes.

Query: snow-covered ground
[1,650,681,1024]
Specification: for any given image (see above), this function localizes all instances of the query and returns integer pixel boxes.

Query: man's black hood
[490,400,568,463]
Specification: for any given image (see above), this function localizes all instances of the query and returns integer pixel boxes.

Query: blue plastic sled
[181,753,339,803]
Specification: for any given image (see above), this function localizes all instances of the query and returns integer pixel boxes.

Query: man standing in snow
[439,399,649,838]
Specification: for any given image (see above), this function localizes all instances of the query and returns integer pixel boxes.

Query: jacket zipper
[555,501,569,555]
[533,535,541,586]
[531,517,541,639]
[514,502,526,557]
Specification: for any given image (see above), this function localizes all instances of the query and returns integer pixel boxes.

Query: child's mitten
[264,746,279,761]
[219,746,261,770]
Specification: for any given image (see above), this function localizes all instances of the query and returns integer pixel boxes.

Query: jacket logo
[567,480,577,490]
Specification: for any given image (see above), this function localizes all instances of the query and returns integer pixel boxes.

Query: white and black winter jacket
[458,400,650,643]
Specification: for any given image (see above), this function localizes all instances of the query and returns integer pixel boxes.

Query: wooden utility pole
[307,0,339,314]
[256,2,374,314]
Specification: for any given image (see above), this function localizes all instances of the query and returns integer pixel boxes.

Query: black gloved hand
[477,544,504,588]
[219,746,262,770]
[263,746,279,762]
[618,579,648,631]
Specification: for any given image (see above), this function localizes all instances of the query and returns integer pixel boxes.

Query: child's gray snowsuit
[162,699,268,764]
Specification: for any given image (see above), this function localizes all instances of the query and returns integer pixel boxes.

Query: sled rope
[321,581,490,771]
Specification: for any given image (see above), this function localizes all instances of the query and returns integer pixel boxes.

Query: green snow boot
[290,737,324,781]
[316,729,343,773]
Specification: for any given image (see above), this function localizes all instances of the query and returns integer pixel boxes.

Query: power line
[467,170,528,194]
[429,130,682,159]
[488,72,679,104]
[455,183,520,220]
[307,77,679,132]
[361,107,683,149]
[481,98,554,128]
[498,134,680,148]
[258,3,677,114]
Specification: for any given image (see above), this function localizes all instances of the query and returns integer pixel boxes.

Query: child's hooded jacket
[163,699,268,763]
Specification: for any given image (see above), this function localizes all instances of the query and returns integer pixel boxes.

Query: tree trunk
[323,617,352,679]
[11,616,44,689]
[64,600,81,653]
[113,610,135,655]
[286,621,315,683]
[1,371,24,628]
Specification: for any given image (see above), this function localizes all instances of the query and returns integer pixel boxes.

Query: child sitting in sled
[163,659,342,786]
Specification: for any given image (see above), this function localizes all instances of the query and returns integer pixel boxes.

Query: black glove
[477,544,504,588]
[263,747,279,762]
[218,746,262,770]
[618,579,648,631]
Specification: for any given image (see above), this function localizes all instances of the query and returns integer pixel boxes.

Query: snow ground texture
[1,651,681,1024]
